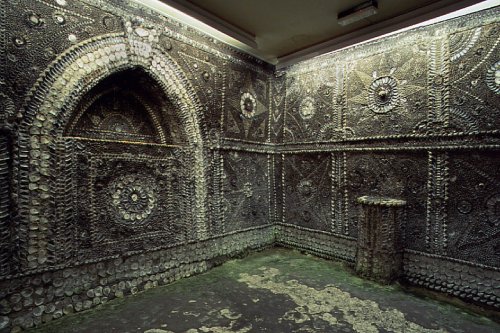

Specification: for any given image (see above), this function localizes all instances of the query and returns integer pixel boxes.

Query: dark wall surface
[0,0,274,330]
[0,0,499,330]
[275,6,500,311]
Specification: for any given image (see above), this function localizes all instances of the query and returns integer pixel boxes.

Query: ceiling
[156,0,487,66]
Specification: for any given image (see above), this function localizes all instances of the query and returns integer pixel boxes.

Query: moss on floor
[27,248,499,333]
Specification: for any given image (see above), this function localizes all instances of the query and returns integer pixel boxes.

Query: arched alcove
[64,68,187,145]
[14,34,208,270]
[58,67,197,263]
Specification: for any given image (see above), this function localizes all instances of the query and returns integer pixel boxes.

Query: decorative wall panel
[346,44,428,138]
[73,147,195,261]
[404,250,499,309]
[424,36,451,135]
[275,224,356,263]
[283,154,331,232]
[222,151,270,233]
[284,67,340,142]
[0,226,275,331]
[177,47,224,144]
[446,151,500,267]
[224,68,269,142]
[449,23,500,133]
[274,154,284,226]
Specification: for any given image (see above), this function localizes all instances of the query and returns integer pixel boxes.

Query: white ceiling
[139,0,495,67]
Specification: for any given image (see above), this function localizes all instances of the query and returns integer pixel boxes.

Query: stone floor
[27,248,499,333]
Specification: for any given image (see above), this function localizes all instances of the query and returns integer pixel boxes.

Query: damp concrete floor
[28,248,499,333]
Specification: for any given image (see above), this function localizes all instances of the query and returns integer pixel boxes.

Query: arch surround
[16,30,209,270]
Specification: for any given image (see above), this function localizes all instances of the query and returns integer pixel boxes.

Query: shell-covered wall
[0,0,499,331]
[0,0,274,330]
[275,6,500,311]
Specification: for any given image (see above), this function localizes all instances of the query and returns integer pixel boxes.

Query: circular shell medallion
[240,92,256,118]
[368,76,399,113]
[299,97,316,120]
[109,174,157,225]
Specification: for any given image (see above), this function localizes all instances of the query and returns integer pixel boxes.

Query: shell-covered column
[355,196,406,283]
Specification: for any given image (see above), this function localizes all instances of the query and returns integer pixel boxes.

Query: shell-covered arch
[15,32,209,270]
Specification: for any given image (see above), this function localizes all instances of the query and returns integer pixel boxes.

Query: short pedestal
[355,196,406,284]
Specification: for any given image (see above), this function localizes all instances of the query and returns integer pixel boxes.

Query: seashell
[0,316,9,330]
[54,288,64,297]
[33,305,45,317]
[34,296,44,306]
[12,302,23,312]
[44,304,55,314]
[53,278,63,288]
[9,294,22,304]
[23,298,33,307]
[82,300,92,310]
[20,316,34,329]
[63,304,74,315]
[86,289,94,298]
[64,288,74,297]
[0,300,11,315]
[52,309,63,319]
[68,34,77,43]
[62,269,72,278]
[74,302,83,312]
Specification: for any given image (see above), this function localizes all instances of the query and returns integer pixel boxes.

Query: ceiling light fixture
[338,0,378,26]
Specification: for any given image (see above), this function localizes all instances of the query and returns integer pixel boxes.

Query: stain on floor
[27,248,499,333]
